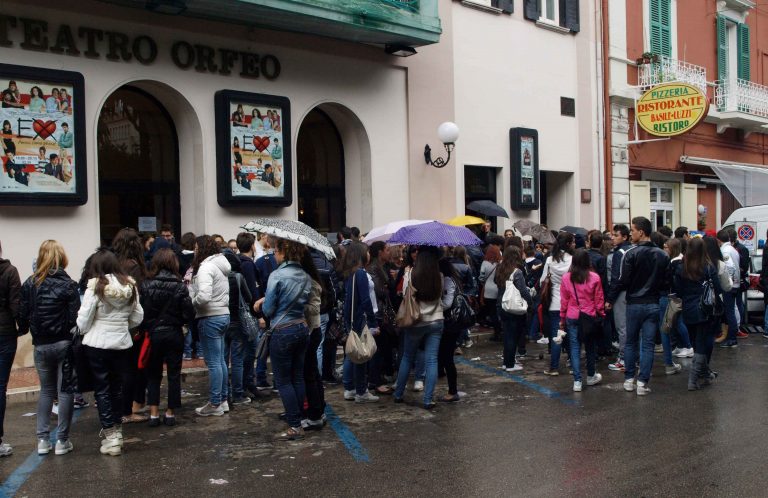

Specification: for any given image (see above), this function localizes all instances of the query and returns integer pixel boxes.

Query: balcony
[102,0,442,47]
[637,56,708,94]
[709,79,768,134]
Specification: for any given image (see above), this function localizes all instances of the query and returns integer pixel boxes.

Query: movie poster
[520,136,535,205]
[0,77,77,195]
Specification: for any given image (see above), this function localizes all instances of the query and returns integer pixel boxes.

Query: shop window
[649,183,675,232]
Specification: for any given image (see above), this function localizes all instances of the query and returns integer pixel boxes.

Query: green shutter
[717,15,728,81]
[649,0,671,57]
[737,22,750,81]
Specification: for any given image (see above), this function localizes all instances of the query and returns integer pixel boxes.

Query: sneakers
[736,331,749,339]
[413,381,425,392]
[0,442,12,457]
[220,401,230,413]
[195,402,224,417]
[665,363,682,375]
[552,329,567,345]
[355,392,380,403]
[37,438,52,455]
[54,439,73,455]
[623,379,636,392]
[343,390,356,401]
[506,365,523,372]
[636,381,651,396]
[276,427,305,441]
[182,355,193,361]
[542,369,559,376]
[163,416,176,427]
[608,358,625,371]
[73,397,89,409]
[232,396,251,405]
[719,340,738,348]
[301,416,327,431]
[674,347,694,358]
[148,417,161,427]
[536,337,550,345]
[654,344,664,353]
[99,428,121,456]
[586,373,602,386]
[573,381,582,392]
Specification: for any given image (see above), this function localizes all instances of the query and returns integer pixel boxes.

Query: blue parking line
[0,410,83,498]
[456,357,578,406]
[324,405,370,463]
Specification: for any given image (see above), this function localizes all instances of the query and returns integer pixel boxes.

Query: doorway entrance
[296,108,346,233]
[97,86,180,245]
[464,165,498,233]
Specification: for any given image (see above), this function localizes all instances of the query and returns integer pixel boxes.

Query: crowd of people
[0,216,764,457]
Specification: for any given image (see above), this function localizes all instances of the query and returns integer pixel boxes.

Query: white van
[722,205,767,321]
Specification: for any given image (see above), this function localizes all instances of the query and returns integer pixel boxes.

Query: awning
[680,155,768,207]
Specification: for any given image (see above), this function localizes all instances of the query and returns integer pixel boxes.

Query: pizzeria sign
[635,82,709,137]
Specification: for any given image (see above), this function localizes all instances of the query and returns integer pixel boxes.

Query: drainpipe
[601,0,612,230]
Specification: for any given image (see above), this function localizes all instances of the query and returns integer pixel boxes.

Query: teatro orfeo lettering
[0,14,281,80]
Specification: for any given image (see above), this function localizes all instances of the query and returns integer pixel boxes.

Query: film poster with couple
[1,78,76,194]
[229,102,284,198]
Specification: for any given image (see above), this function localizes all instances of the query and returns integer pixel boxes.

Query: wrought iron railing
[715,79,768,118]
[637,56,708,94]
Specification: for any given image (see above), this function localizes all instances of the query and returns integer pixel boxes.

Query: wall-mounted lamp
[617,194,627,209]
[697,204,707,215]
[145,0,187,15]
[424,122,459,168]
[385,44,417,57]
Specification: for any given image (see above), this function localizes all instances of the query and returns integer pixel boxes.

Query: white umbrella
[241,218,335,260]
[362,219,434,244]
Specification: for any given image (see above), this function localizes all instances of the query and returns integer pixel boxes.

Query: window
[540,0,557,23]
[523,0,580,32]
[717,15,750,82]
[649,0,672,58]
[649,183,675,232]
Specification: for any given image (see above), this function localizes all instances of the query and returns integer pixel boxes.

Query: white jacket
[541,253,573,312]
[189,253,231,318]
[77,275,144,350]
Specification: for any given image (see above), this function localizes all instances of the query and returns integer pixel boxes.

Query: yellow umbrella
[446,215,486,226]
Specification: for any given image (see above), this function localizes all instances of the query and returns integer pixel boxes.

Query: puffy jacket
[77,274,143,350]
[19,269,80,345]
[608,241,670,305]
[190,254,231,318]
[0,259,21,336]
[672,264,722,325]
[139,270,194,333]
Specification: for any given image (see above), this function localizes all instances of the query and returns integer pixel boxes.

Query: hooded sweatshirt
[190,253,231,318]
[77,274,144,350]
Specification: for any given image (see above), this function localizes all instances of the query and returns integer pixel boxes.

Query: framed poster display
[0,63,87,205]
[509,127,539,210]
[215,90,291,207]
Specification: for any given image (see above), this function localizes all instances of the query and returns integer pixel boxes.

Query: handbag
[395,269,420,328]
[661,294,682,334]
[345,272,378,364]
[69,326,95,393]
[501,269,528,315]
[235,273,260,342]
[571,278,600,341]
[539,268,553,310]
[256,277,310,360]
[700,272,724,319]
[446,277,476,328]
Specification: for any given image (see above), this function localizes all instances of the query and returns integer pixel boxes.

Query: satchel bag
[501,269,528,315]
[539,268,553,310]
[345,273,378,364]
[661,294,682,334]
[446,277,476,328]
[235,273,260,342]
[571,278,600,341]
[256,278,310,361]
[395,269,420,328]
[700,271,724,319]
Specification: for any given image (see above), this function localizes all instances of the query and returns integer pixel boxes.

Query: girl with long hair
[139,249,194,427]
[366,241,396,395]
[190,235,231,417]
[299,251,325,430]
[393,246,444,410]
[672,237,724,390]
[665,238,693,359]
[254,237,311,440]
[437,258,461,402]
[495,246,532,372]
[540,232,575,375]
[558,248,604,391]
[19,240,80,456]
[76,249,143,456]
[340,242,380,404]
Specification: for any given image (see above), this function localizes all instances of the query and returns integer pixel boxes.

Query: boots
[100,427,122,456]
[688,353,706,391]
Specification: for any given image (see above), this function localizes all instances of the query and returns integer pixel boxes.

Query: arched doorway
[296,108,345,233]
[97,86,179,245]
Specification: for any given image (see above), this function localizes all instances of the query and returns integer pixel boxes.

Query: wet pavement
[2,335,768,497]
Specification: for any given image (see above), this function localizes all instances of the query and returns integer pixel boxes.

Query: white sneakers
[100,427,122,456]
[624,379,650,395]
[665,363,682,375]
[536,337,550,345]
[355,392,380,404]
[343,390,356,401]
[37,438,51,455]
[623,379,636,392]
[673,347,694,358]
[506,365,523,373]
[55,439,73,455]
[0,442,12,457]
[552,329,567,345]
[195,402,225,417]
[413,381,425,392]
[586,373,602,386]
[573,381,582,392]
[220,401,230,413]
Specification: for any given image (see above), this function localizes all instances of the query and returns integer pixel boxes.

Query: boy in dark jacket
[0,250,20,456]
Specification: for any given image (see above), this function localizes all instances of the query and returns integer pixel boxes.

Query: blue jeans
[317,313,329,376]
[658,296,673,366]
[0,335,17,441]
[548,310,562,370]
[624,303,659,384]
[723,291,738,342]
[395,331,425,382]
[226,325,246,398]
[184,319,202,357]
[394,321,442,405]
[342,356,368,396]
[674,315,692,349]
[198,315,230,405]
[528,299,541,339]
[270,323,309,428]
[736,290,745,327]
[567,318,597,382]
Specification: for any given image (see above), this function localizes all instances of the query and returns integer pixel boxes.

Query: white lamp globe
[437,122,460,144]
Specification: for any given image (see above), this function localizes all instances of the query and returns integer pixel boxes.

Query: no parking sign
[736,221,756,253]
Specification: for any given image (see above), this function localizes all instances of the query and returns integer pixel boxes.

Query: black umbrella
[560,225,588,237]
[467,200,509,218]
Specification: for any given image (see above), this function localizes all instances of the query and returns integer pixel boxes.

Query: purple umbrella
[388,221,483,247]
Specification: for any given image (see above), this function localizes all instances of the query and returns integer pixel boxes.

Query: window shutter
[492,0,514,14]
[717,15,728,81]
[649,0,671,57]
[559,0,580,32]
[523,0,539,21]
[737,22,750,81]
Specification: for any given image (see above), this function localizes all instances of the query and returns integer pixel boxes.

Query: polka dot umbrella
[241,218,335,260]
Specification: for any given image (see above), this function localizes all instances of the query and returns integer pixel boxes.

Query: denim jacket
[262,262,310,328]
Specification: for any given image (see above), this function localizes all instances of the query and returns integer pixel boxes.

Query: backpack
[700,271,724,319]
[445,278,475,328]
